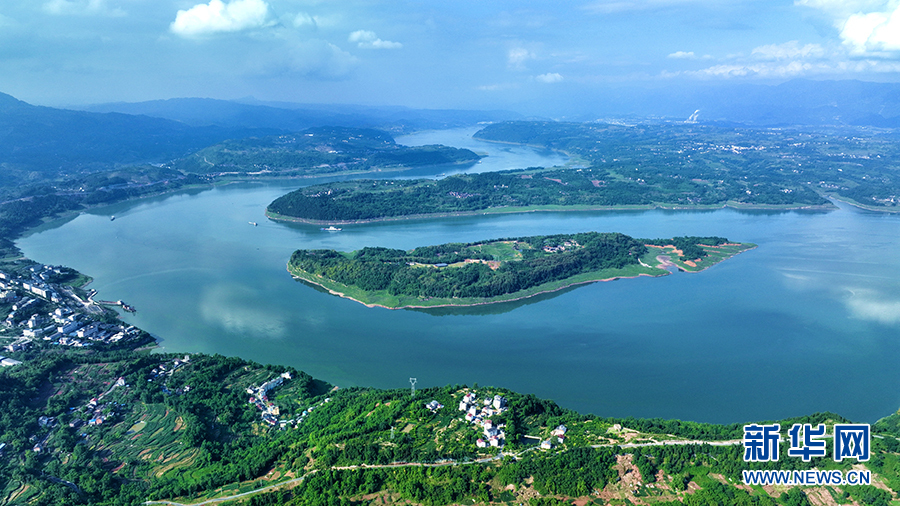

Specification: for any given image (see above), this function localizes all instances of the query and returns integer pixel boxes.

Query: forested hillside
[174,126,481,175]
[0,347,897,506]
[286,233,749,308]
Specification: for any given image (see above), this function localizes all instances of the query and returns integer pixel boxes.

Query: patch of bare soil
[855,464,895,496]
[597,454,647,504]
[805,487,850,506]
[464,258,501,270]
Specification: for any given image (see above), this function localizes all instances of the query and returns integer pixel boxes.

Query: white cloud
[348,30,402,49]
[477,83,518,91]
[668,51,713,60]
[751,41,826,60]
[508,47,535,70]
[584,0,724,14]
[794,0,890,18]
[170,0,270,37]
[840,8,900,53]
[668,51,696,59]
[535,72,564,83]
[685,61,819,78]
[798,0,900,54]
[293,12,316,28]
[43,0,125,16]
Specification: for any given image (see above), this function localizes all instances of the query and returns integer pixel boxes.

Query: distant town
[0,264,149,367]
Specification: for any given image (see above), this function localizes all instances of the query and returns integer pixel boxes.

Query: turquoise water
[17,130,900,424]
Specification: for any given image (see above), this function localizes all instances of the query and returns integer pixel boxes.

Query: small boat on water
[321,226,342,231]
[249,221,258,226]
[110,215,115,221]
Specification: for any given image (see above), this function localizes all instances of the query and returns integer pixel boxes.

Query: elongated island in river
[287,232,755,308]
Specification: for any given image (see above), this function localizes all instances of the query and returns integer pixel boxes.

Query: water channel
[17,127,900,424]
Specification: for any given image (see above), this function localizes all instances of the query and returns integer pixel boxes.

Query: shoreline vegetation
[266,200,834,226]
[286,233,755,309]
[263,165,839,226]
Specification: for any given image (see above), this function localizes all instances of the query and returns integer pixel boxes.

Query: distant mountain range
[3,79,900,181]
[593,79,900,127]
[0,92,272,177]
[80,98,522,133]
[0,92,518,178]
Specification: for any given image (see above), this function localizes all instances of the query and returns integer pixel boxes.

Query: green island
[287,233,755,309]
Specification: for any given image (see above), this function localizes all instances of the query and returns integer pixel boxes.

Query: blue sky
[2,0,900,112]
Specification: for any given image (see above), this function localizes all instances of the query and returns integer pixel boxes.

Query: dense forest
[288,233,728,302]
[266,165,828,224]
[174,126,481,175]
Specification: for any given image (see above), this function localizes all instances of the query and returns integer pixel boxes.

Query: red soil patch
[645,244,683,256]
[464,258,501,270]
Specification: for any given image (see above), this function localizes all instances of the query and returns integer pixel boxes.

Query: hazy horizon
[3,0,900,116]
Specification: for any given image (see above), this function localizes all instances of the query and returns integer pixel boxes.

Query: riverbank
[266,201,835,226]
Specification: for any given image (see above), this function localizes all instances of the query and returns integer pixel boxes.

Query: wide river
[18,128,900,425]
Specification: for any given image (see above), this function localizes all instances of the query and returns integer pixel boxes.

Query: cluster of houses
[147,356,191,397]
[3,296,142,356]
[447,191,477,199]
[542,240,579,254]
[50,377,133,453]
[458,391,509,449]
[0,267,145,361]
[541,424,568,450]
[0,267,63,304]
[79,397,116,428]
[247,372,293,426]
[245,372,338,429]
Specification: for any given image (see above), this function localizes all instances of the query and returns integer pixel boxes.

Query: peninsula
[265,166,833,226]
[287,232,755,308]
[174,126,482,177]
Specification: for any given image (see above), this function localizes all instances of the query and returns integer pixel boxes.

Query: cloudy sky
[2,0,900,112]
